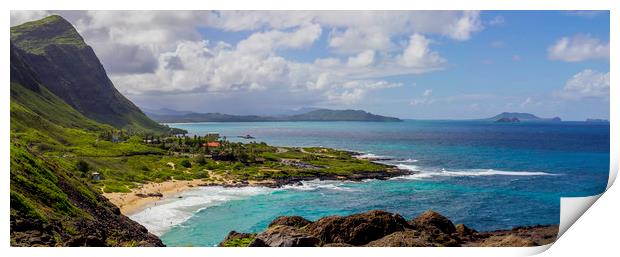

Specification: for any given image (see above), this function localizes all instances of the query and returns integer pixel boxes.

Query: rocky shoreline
[219,210,558,247]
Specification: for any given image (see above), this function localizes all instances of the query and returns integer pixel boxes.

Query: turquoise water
[129,120,609,246]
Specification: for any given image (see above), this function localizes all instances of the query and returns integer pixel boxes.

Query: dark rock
[219,210,559,248]
[248,238,269,247]
[28,237,43,245]
[455,224,477,236]
[365,230,433,247]
[147,192,163,198]
[410,210,456,235]
[305,210,409,245]
[251,226,320,247]
[111,206,121,215]
[269,216,312,228]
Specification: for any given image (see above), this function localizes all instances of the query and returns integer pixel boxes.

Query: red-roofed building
[205,142,221,147]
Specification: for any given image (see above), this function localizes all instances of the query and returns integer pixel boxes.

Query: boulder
[455,223,478,241]
[269,216,312,229]
[305,210,409,245]
[365,230,433,247]
[251,225,320,247]
[410,210,456,235]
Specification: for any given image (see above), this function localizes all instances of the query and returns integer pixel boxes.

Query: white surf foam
[281,179,357,192]
[393,165,557,180]
[394,158,419,163]
[129,186,272,236]
[354,153,390,160]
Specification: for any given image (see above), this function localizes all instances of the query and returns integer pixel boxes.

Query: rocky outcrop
[268,216,312,229]
[250,226,321,247]
[305,210,409,245]
[220,210,558,247]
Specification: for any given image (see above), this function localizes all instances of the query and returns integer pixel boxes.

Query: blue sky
[12,11,610,120]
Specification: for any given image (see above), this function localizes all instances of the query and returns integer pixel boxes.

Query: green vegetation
[10,15,87,55]
[222,235,256,247]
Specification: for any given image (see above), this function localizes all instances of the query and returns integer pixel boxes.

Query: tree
[76,160,90,173]
[180,159,192,168]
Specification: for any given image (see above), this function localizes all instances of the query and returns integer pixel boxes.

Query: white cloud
[347,50,375,67]
[398,34,446,69]
[423,89,433,97]
[11,10,484,108]
[207,11,482,53]
[554,69,609,100]
[520,97,534,107]
[443,11,483,41]
[548,34,609,62]
[410,89,435,106]
[236,23,322,56]
[10,10,51,26]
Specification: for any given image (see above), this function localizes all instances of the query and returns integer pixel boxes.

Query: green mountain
[146,108,402,122]
[10,16,170,246]
[11,15,168,134]
[486,112,561,122]
[288,109,402,122]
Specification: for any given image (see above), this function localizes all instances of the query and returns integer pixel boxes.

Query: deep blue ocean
[128,120,610,246]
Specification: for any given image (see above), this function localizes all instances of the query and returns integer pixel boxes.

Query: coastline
[103,156,411,215]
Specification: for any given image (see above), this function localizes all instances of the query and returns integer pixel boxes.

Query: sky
[11,11,610,120]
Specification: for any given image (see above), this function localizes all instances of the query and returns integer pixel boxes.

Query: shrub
[180,159,192,168]
[194,154,207,166]
[76,160,89,173]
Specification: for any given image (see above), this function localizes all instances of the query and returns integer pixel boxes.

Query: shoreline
[103,156,412,215]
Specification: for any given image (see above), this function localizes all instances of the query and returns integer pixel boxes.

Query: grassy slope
[11,15,171,134]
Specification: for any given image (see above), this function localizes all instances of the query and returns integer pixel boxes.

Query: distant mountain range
[145,108,402,122]
[485,112,562,122]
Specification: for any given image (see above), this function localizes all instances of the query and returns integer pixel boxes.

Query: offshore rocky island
[10,15,559,247]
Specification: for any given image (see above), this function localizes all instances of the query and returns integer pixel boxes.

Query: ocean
[129,120,610,246]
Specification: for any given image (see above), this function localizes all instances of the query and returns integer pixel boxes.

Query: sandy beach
[103,179,207,215]
[103,173,280,215]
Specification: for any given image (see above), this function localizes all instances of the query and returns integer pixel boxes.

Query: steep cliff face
[10,15,167,246]
[11,15,167,133]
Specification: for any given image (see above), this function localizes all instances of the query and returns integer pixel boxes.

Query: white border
[2,1,617,257]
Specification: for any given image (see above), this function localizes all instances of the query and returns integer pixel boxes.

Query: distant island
[145,108,402,123]
[485,112,561,123]
[585,118,609,123]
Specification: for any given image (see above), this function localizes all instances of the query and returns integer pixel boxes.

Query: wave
[394,158,419,163]
[393,165,556,180]
[281,179,357,192]
[129,186,272,236]
[354,153,391,160]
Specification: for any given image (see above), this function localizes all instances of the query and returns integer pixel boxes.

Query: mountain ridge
[11,15,170,134]
[145,108,402,123]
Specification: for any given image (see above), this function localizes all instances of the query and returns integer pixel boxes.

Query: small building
[206,142,221,148]
[91,172,101,181]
